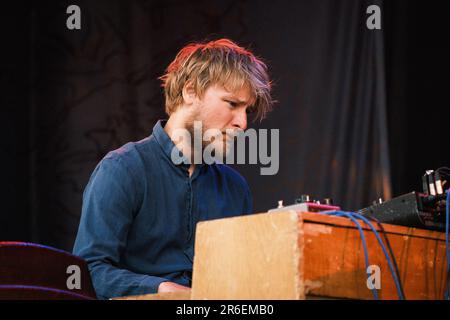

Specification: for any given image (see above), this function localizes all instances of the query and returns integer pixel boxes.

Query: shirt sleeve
[72,156,169,299]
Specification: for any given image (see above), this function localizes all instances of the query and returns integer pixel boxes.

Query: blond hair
[159,39,273,121]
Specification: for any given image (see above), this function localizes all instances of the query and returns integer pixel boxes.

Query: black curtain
[384,0,450,196]
[1,0,448,252]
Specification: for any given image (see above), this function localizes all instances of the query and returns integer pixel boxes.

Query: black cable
[436,167,450,178]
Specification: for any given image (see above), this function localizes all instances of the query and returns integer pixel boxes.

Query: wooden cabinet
[191,211,447,300]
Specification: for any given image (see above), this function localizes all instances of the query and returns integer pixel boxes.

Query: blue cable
[348,212,405,300]
[322,210,404,299]
[323,211,379,299]
[319,189,449,300]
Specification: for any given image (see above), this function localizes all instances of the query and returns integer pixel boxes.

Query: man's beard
[185,120,236,164]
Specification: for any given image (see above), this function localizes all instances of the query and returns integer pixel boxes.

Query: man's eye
[227,101,238,108]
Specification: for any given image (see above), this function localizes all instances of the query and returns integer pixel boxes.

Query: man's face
[188,84,255,158]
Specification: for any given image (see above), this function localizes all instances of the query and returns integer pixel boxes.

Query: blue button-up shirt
[73,120,253,299]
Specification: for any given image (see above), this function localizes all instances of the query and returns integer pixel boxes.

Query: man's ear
[182,81,197,106]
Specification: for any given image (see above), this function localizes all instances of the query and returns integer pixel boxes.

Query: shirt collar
[152,120,206,170]
[152,120,177,162]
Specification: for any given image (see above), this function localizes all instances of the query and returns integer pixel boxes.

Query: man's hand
[158,281,191,293]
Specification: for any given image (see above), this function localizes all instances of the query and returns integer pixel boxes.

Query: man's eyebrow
[223,95,251,104]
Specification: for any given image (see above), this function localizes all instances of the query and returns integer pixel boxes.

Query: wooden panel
[300,212,445,240]
[191,211,304,300]
[300,212,448,300]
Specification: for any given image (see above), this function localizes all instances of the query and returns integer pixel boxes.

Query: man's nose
[232,109,247,131]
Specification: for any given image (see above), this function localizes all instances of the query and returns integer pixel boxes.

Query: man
[73,39,273,299]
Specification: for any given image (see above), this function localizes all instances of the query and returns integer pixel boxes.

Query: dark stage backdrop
[2,0,448,252]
